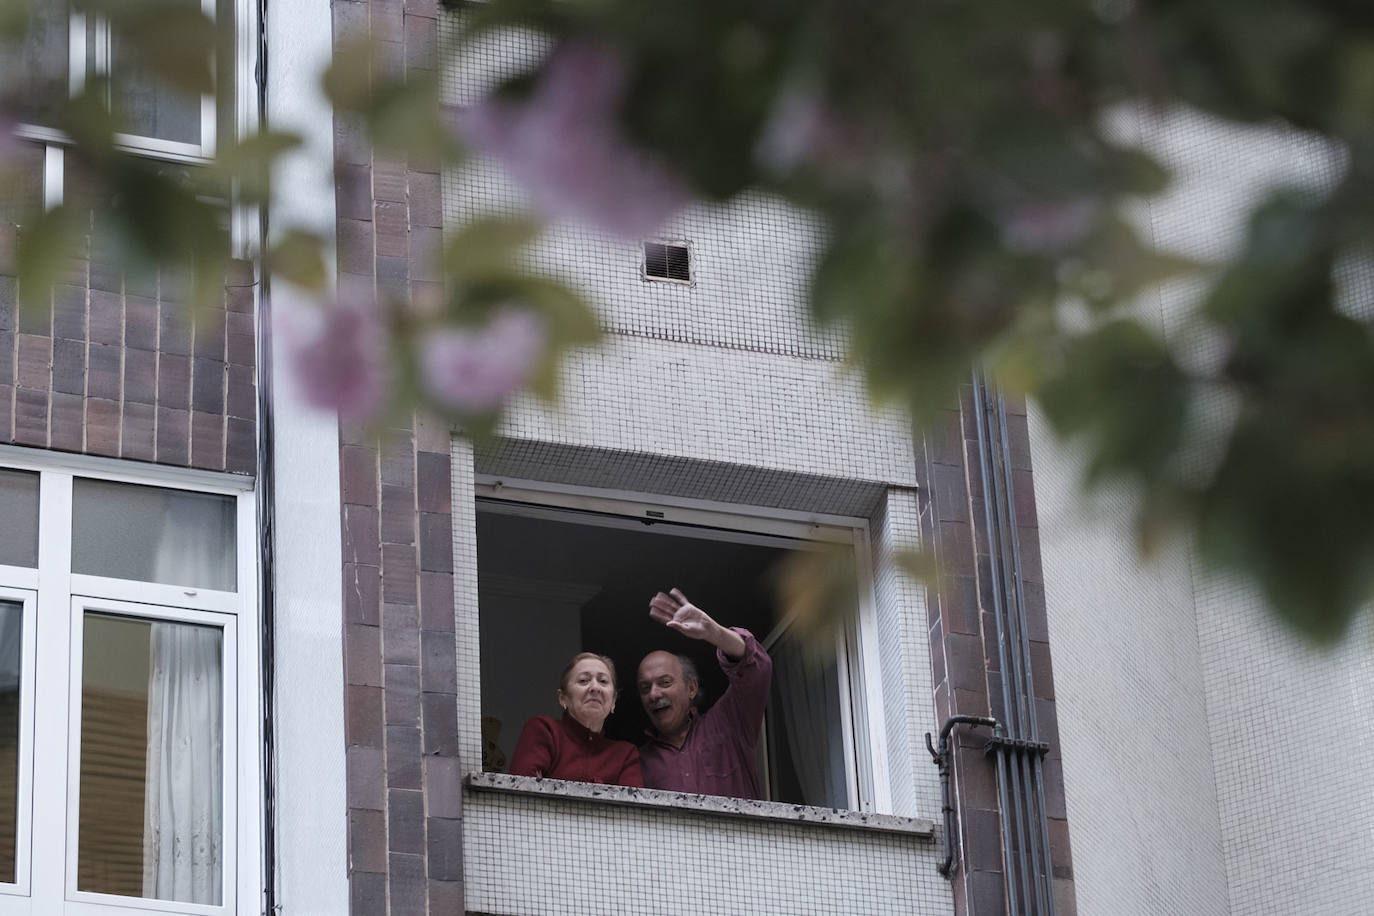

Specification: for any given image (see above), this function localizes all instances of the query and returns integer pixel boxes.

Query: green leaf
[80,0,218,96]
[443,215,543,282]
[16,204,88,315]
[269,229,327,290]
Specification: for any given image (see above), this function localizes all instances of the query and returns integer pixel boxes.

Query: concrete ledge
[465,772,937,838]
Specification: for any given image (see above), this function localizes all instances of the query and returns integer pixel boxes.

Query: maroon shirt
[639,628,773,799]
[509,712,644,787]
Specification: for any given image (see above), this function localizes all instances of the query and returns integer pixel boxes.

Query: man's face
[637,651,697,740]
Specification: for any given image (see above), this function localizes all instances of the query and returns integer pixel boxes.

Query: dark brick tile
[49,393,83,451]
[51,285,85,340]
[408,171,441,228]
[346,684,384,748]
[87,343,120,401]
[413,410,449,454]
[410,227,441,283]
[388,852,425,914]
[932,462,970,523]
[226,259,256,290]
[341,445,379,507]
[425,755,462,819]
[964,807,1003,873]
[336,163,373,221]
[0,280,14,330]
[17,294,50,334]
[942,574,980,636]
[419,512,451,573]
[193,309,226,360]
[338,219,375,278]
[429,880,463,914]
[15,335,50,390]
[971,869,1006,916]
[420,629,456,694]
[1036,698,1061,759]
[946,631,988,694]
[122,400,156,461]
[404,14,436,71]
[373,156,407,203]
[371,0,403,43]
[124,348,156,404]
[347,745,385,809]
[12,387,45,445]
[939,520,976,578]
[404,0,438,16]
[159,306,192,356]
[383,601,418,632]
[375,256,408,289]
[384,664,420,726]
[88,256,120,295]
[380,434,413,486]
[87,398,121,456]
[225,417,256,474]
[125,296,157,350]
[190,410,224,470]
[225,365,254,421]
[226,311,255,366]
[51,337,84,395]
[344,563,381,626]
[0,385,12,439]
[925,409,965,468]
[1017,526,1043,584]
[335,112,370,167]
[954,687,991,719]
[348,808,386,873]
[343,505,381,567]
[345,624,383,688]
[387,790,425,855]
[380,484,415,545]
[383,619,419,667]
[332,0,367,41]
[1055,878,1078,916]
[419,572,454,631]
[1024,581,1048,643]
[956,744,1000,811]
[1043,756,1067,820]
[927,620,946,689]
[191,358,225,413]
[348,872,386,915]
[89,289,121,347]
[382,544,417,603]
[0,332,11,385]
[420,692,458,757]
[156,407,190,465]
[1030,640,1055,701]
[375,202,408,259]
[386,725,422,789]
[158,353,190,409]
[1049,816,1073,875]
[427,816,463,881]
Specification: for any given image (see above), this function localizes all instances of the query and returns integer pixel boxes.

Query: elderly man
[636,588,773,799]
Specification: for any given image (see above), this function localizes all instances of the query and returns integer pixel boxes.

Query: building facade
[0,1,1371,915]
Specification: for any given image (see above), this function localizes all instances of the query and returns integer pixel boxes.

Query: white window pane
[78,613,223,906]
[108,1,202,145]
[0,470,39,569]
[0,601,22,885]
[72,479,236,591]
[768,634,850,810]
[0,0,69,128]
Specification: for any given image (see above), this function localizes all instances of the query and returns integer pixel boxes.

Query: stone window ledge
[465,773,936,839]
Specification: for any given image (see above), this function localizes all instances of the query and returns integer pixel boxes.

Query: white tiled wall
[442,23,950,916]
[1038,103,1374,916]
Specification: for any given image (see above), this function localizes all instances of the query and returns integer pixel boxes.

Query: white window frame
[472,476,895,814]
[0,448,260,916]
[0,587,39,901]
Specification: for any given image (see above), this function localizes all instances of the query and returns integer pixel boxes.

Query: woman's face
[559,658,616,732]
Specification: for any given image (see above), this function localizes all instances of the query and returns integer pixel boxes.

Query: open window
[474,483,888,813]
[0,458,258,915]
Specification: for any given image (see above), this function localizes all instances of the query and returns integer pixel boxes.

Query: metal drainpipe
[969,370,1056,915]
[253,0,279,908]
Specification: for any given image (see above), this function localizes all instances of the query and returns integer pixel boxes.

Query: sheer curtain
[771,636,849,810]
[143,500,225,905]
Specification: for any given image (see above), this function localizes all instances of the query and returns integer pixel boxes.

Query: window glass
[0,470,39,569]
[0,0,69,128]
[0,142,46,228]
[72,479,236,590]
[77,613,223,905]
[0,600,22,885]
[106,0,203,145]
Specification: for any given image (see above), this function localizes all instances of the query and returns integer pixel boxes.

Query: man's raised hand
[648,589,715,641]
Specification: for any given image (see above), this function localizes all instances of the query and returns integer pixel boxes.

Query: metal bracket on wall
[984,735,1051,757]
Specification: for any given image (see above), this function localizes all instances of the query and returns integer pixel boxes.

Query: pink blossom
[284,296,389,419]
[419,307,547,414]
[998,199,1100,254]
[454,41,689,237]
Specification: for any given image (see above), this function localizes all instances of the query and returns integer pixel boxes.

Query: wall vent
[643,241,691,283]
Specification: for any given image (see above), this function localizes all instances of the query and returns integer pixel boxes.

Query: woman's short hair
[559,652,618,692]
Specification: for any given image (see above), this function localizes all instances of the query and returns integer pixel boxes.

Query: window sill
[465,772,936,839]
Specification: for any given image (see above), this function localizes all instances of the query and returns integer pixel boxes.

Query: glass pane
[109,0,202,146]
[0,0,69,128]
[78,613,223,905]
[767,633,850,809]
[0,601,22,885]
[72,479,236,591]
[0,470,39,569]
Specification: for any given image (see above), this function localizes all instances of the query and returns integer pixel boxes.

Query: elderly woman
[509,651,643,787]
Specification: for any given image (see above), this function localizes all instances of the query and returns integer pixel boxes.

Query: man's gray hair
[676,653,702,707]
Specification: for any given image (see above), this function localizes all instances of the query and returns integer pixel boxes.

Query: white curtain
[143,500,225,905]
[771,637,849,810]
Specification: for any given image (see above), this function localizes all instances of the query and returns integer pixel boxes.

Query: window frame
[0,587,39,901]
[0,448,259,916]
[471,476,894,815]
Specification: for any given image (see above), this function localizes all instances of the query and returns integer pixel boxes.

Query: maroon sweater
[509,712,644,787]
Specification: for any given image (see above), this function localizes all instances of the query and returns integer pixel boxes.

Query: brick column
[917,387,1076,915]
